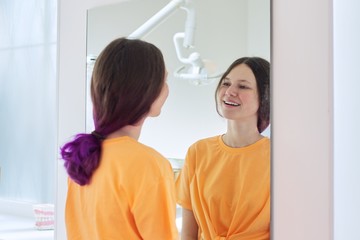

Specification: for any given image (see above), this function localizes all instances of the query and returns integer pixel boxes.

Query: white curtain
[0,0,57,203]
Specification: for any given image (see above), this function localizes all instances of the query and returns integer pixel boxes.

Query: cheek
[164,85,169,100]
[160,85,169,105]
[241,93,260,108]
[159,88,169,106]
[216,88,224,100]
[215,92,223,107]
[241,93,255,101]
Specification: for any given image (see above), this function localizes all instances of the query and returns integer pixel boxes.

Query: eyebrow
[223,77,250,83]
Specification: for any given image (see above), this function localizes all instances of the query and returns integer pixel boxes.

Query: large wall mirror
[56,0,270,238]
[85,0,270,234]
[86,0,270,160]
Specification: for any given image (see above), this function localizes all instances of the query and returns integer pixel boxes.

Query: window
[0,0,57,209]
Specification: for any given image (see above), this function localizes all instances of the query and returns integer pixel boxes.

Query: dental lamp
[128,0,222,85]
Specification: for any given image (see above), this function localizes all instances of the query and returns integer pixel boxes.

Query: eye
[222,81,231,86]
[238,85,250,89]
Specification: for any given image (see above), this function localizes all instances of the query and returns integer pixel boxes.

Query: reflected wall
[86,0,270,159]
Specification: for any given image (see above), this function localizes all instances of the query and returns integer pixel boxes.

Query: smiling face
[216,63,259,123]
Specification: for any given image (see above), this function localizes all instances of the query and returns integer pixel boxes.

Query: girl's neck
[106,118,145,141]
[223,121,262,148]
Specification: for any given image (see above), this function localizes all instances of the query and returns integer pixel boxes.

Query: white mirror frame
[57,0,338,239]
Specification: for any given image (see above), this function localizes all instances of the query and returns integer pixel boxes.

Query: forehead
[225,64,256,84]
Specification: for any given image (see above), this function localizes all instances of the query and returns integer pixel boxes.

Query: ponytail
[60,133,103,185]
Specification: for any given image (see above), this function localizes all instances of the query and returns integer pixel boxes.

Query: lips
[223,100,240,106]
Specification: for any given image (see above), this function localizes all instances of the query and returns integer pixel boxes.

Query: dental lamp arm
[128,0,196,48]
[127,0,220,85]
[173,32,203,67]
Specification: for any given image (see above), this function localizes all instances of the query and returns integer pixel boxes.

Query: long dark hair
[215,57,270,133]
[60,38,166,185]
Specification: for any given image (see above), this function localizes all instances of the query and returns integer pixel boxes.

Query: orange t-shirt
[65,136,179,240]
[175,136,270,240]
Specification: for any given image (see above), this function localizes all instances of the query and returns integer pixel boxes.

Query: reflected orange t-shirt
[176,136,270,240]
[65,136,179,240]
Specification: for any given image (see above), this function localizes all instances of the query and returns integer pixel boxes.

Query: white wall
[86,0,270,159]
[271,0,360,239]
[333,0,360,239]
[272,0,333,239]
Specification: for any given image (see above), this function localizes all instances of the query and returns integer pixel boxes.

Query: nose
[225,85,237,96]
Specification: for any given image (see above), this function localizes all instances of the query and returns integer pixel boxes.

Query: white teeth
[224,101,239,106]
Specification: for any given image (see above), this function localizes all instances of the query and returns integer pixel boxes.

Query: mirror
[85,0,270,235]
[86,0,270,160]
